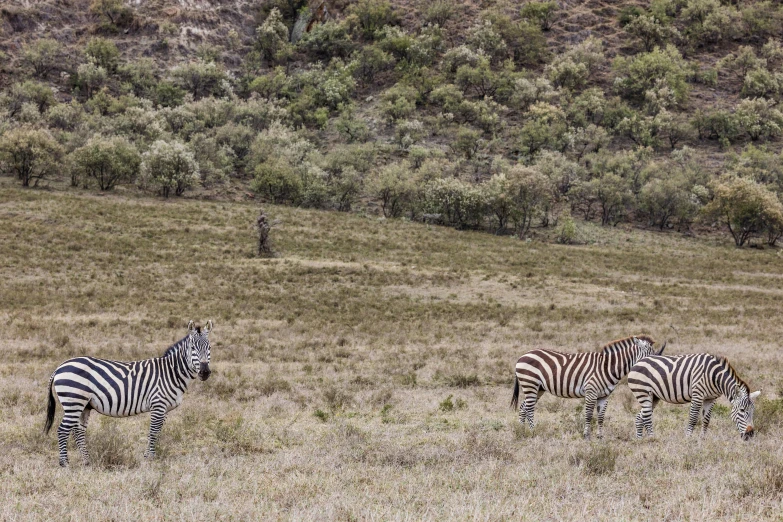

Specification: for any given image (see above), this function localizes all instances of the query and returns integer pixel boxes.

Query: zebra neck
[164,344,198,385]
[716,367,740,400]
[603,347,638,382]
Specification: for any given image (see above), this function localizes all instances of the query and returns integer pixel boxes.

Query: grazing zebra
[628,353,760,440]
[511,335,664,439]
[44,321,213,467]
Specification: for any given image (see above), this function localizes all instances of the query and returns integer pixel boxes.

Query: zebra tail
[43,374,56,434]
[511,376,520,410]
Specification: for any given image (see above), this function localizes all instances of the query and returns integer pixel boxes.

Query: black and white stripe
[511,335,664,439]
[628,353,760,440]
[44,320,213,467]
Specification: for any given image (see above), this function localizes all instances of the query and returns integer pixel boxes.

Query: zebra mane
[163,336,189,358]
[718,356,750,392]
[600,335,655,354]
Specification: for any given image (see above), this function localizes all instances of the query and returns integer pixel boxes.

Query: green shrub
[172,60,231,100]
[138,140,200,198]
[350,44,395,83]
[256,8,292,64]
[520,1,559,31]
[680,0,741,46]
[424,177,486,229]
[347,0,399,40]
[366,161,417,218]
[704,175,783,246]
[298,20,355,60]
[613,45,689,106]
[0,127,63,187]
[89,0,134,30]
[424,1,455,26]
[71,136,141,190]
[734,98,783,141]
[624,14,680,51]
[741,68,780,99]
[4,81,55,117]
[381,84,419,123]
[21,39,59,78]
[85,37,120,73]
[466,19,508,64]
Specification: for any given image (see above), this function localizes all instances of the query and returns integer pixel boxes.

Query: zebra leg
[634,393,655,438]
[144,407,167,459]
[73,409,91,465]
[686,399,703,436]
[523,389,543,430]
[701,400,715,435]
[596,397,609,439]
[583,392,598,440]
[57,409,84,467]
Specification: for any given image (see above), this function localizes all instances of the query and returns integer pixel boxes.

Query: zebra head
[730,386,761,441]
[632,336,665,359]
[187,320,213,381]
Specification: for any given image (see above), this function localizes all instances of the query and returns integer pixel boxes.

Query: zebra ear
[750,390,761,401]
[204,320,213,335]
[187,320,196,334]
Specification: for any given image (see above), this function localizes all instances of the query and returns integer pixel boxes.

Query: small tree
[71,136,141,190]
[520,1,559,31]
[347,0,399,41]
[704,176,783,247]
[138,140,200,198]
[507,165,553,237]
[22,39,59,78]
[89,0,134,29]
[366,162,415,218]
[256,8,292,64]
[0,128,63,187]
[85,38,120,73]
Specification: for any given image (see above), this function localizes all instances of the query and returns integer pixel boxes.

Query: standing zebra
[44,321,213,467]
[628,353,760,440]
[512,335,664,439]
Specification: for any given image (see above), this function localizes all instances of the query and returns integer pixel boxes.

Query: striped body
[44,321,212,467]
[512,336,662,439]
[628,353,760,440]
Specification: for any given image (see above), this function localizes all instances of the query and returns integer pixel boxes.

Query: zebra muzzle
[742,426,754,440]
[198,363,211,381]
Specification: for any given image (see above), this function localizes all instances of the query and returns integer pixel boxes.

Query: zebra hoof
[59,460,68,468]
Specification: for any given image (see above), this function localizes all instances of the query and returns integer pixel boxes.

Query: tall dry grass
[1,182,782,520]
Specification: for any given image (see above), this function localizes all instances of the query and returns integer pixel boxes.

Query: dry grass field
[2,181,783,521]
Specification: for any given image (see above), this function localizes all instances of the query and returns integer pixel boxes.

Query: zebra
[43,320,213,467]
[628,353,761,440]
[511,335,665,439]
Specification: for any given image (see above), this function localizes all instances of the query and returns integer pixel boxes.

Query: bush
[4,81,55,118]
[21,39,59,78]
[741,68,781,99]
[350,44,395,84]
[624,14,680,52]
[89,0,134,30]
[517,102,568,157]
[333,104,371,143]
[424,1,455,26]
[76,61,108,98]
[138,140,200,198]
[71,136,141,190]
[704,176,783,246]
[506,165,554,237]
[347,0,399,40]
[466,19,508,64]
[520,2,559,31]
[252,157,304,204]
[381,84,419,123]
[172,60,231,100]
[366,162,417,218]
[0,127,63,187]
[734,98,783,141]
[640,169,704,230]
[298,21,355,60]
[424,177,485,229]
[481,11,546,65]
[256,8,292,64]
[614,45,689,106]
[85,38,120,73]
[680,0,741,46]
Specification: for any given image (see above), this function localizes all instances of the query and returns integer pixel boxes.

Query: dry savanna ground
[2,182,783,521]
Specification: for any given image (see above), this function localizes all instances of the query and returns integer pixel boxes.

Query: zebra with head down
[512,335,665,439]
[44,320,213,467]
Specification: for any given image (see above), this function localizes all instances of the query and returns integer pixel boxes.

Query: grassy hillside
[2,183,783,519]
[3,0,783,246]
